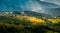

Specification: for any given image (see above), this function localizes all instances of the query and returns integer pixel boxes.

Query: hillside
[0,14,60,33]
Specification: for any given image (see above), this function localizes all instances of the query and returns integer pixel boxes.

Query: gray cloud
[40,0,60,5]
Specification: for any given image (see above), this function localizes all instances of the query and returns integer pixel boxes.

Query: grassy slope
[0,15,60,33]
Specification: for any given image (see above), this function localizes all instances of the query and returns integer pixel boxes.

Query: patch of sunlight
[16,15,28,20]
[27,17,45,23]
[16,15,45,24]
[48,19,60,24]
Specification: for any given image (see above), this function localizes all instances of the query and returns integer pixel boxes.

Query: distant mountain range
[24,11,52,17]
[43,8,60,17]
[0,8,60,18]
[13,11,52,18]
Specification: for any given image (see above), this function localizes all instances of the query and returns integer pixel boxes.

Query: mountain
[57,15,60,18]
[43,8,60,17]
[20,11,52,18]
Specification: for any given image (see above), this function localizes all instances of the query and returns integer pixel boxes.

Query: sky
[0,0,42,11]
[0,0,60,11]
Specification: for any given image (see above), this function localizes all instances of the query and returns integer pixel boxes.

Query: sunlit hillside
[16,15,60,24]
[16,16,45,23]
[0,14,60,33]
[48,18,60,24]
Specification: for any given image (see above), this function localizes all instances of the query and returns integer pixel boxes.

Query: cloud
[0,0,60,11]
[40,0,60,5]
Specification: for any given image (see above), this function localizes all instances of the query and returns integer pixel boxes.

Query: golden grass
[16,15,45,24]
[48,19,60,24]
[27,17,45,23]
[16,15,60,24]
[0,14,60,25]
